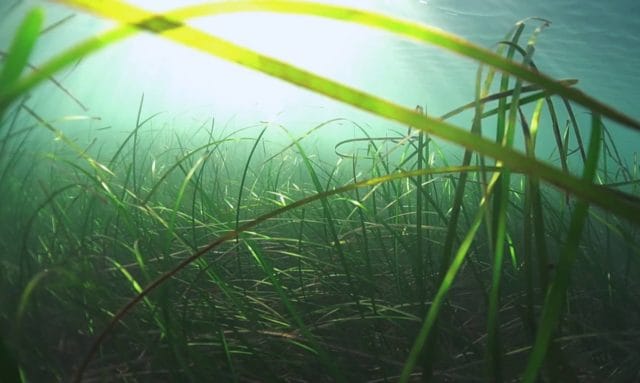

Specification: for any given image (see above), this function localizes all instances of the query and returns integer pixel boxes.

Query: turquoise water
[1,1,639,382]
[414,0,640,156]
[1,1,638,155]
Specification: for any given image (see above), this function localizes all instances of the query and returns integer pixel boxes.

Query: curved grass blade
[440,78,577,121]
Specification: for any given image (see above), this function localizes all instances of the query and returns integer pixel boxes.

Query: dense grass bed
[1,2,639,382]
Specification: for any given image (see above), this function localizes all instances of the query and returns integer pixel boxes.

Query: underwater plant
[1,1,639,382]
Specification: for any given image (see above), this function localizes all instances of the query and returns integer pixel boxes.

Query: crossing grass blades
[1,1,639,382]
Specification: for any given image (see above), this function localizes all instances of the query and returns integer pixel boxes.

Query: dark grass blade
[561,98,587,163]
[351,158,378,314]
[521,114,603,383]
[234,127,267,274]
[486,23,529,381]
[413,105,427,310]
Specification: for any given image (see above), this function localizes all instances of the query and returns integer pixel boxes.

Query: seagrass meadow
[1,1,640,382]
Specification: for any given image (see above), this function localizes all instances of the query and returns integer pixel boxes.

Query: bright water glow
[1,0,452,141]
[0,0,454,150]
[5,0,638,155]
[142,12,379,122]
[96,0,428,129]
